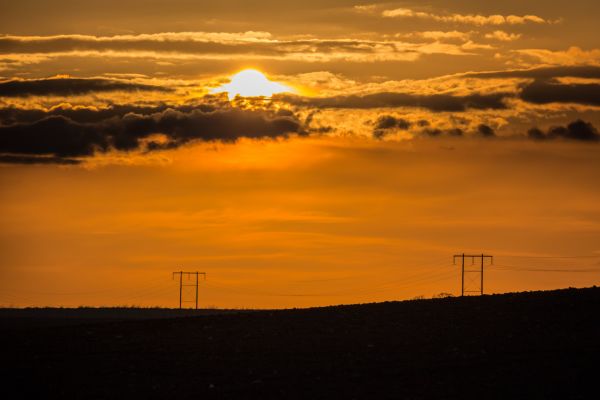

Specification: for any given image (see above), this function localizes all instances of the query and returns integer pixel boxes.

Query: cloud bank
[0,77,170,97]
[0,33,483,64]
[0,106,303,163]
[277,92,509,112]
[528,120,599,141]
[520,80,600,106]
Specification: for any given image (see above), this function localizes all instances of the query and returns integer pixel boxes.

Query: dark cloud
[0,116,108,157]
[0,102,225,125]
[0,154,81,165]
[548,120,599,141]
[462,66,600,107]
[477,124,495,137]
[421,128,443,137]
[0,106,303,163]
[447,128,464,137]
[316,126,333,133]
[420,128,463,138]
[0,77,171,97]
[374,115,412,130]
[277,92,509,112]
[463,65,600,80]
[527,128,546,141]
[519,79,600,107]
[373,115,412,139]
[528,120,599,141]
[375,115,399,130]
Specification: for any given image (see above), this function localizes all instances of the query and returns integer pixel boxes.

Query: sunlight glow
[212,69,293,100]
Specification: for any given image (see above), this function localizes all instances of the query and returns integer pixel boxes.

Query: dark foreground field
[1,288,599,399]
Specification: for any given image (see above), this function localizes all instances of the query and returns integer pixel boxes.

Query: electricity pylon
[172,271,206,309]
[453,254,493,296]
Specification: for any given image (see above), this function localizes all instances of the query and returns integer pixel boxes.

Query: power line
[0,275,169,297]
[490,263,600,273]
[4,252,597,307]
[0,277,175,306]
[204,266,456,298]
[498,255,600,259]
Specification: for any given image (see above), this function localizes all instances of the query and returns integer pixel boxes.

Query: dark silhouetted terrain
[1,287,598,399]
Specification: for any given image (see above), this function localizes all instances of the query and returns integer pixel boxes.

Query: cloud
[0,32,274,49]
[374,115,412,130]
[454,66,600,107]
[461,40,494,51]
[353,4,379,14]
[528,120,599,141]
[527,128,546,141]
[0,154,82,165]
[420,125,497,139]
[0,77,171,97]
[420,128,464,138]
[0,33,487,66]
[381,8,548,26]
[0,106,303,163]
[477,124,496,137]
[401,31,471,41]
[485,31,521,42]
[462,65,600,80]
[276,92,509,112]
[0,103,220,125]
[372,115,412,139]
[519,79,600,106]
[516,47,600,66]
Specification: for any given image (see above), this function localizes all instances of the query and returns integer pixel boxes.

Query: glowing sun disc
[212,69,293,100]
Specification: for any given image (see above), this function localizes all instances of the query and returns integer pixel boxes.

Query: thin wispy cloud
[400,31,472,41]
[485,31,522,42]
[381,8,548,26]
[516,47,600,65]
[0,33,489,65]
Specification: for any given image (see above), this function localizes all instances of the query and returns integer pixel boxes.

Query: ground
[1,287,598,399]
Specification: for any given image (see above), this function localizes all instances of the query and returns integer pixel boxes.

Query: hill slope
[1,287,599,399]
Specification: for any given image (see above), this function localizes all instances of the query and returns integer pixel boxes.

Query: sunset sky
[1,0,599,308]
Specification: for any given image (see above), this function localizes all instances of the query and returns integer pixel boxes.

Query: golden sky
[1,1,599,308]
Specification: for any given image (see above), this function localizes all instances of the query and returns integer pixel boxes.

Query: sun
[212,69,293,100]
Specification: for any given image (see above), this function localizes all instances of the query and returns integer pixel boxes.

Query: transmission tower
[453,254,493,296]
[172,271,206,309]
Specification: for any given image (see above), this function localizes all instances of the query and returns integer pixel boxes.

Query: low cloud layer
[370,114,598,142]
[416,124,493,139]
[463,65,600,80]
[373,115,412,139]
[520,80,600,106]
[1,65,599,165]
[528,120,599,141]
[277,92,509,112]
[0,106,302,163]
[0,77,170,97]
[374,115,412,130]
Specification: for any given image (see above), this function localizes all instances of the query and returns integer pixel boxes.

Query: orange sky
[1,1,599,308]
